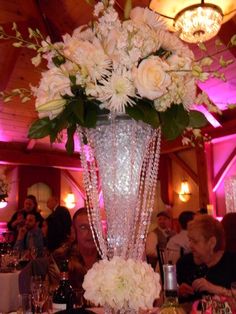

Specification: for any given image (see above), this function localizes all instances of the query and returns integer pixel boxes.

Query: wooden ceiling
[0,0,236,168]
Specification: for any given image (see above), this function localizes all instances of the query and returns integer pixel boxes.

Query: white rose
[132,57,171,100]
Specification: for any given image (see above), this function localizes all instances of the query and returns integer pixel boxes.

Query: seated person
[221,212,236,253]
[177,215,236,303]
[166,210,195,264]
[146,210,176,269]
[19,207,99,304]
[8,195,43,242]
[14,212,44,257]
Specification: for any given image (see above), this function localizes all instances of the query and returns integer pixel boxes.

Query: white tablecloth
[0,271,19,312]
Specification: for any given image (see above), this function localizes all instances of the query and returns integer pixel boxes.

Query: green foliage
[160,104,189,140]
[188,110,208,128]
[28,117,52,139]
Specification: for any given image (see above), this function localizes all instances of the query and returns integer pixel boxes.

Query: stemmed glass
[231,282,236,299]
[31,281,48,313]
[231,282,236,311]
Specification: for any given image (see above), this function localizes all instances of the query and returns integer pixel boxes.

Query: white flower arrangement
[83,256,161,311]
[0,0,235,154]
[0,170,9,198]
[1,0,234,153]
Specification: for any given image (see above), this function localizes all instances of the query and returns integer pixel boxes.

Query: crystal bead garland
[78,114,161,260]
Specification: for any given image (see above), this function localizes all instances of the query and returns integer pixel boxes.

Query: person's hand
[178,283,194,297]
[12,215,24,228]
[17,226,27,240]
[192,278,216,294]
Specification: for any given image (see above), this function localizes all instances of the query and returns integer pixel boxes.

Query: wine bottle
[159,264,186,314]
[52,259,74,311]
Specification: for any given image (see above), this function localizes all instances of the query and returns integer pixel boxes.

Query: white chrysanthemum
[83,257,161,311]
[63,35,111,82]
[98,70,136,112]
[130,7,167,31]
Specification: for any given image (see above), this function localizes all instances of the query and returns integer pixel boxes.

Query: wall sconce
[65,193,76,209]
[178,180,191,202]
[0,197,8,209]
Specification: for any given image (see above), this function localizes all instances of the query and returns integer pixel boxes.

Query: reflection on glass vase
[78,114,162,312]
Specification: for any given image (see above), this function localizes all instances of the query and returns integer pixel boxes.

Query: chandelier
[149,0,236,43]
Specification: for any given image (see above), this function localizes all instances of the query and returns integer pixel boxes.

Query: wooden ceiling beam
[169,152,199,184]
[0,141,82,170]
[218,20,236,58]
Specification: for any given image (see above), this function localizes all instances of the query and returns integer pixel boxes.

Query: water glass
[31,283,48,313]
[73,288,84,308]
[18,293,32,314]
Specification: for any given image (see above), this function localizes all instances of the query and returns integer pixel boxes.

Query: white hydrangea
[83,256,161,311]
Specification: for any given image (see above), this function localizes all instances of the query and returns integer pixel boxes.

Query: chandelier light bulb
[174,4,223,43]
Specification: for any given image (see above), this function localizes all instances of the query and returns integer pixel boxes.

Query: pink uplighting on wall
[213,154,236,192]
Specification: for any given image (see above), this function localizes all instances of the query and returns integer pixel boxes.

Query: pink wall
[207,134,236,216]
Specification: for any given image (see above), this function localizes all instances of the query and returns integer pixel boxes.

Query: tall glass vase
[78,114,161,260]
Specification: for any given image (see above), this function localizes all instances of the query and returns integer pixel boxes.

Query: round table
[0,270,20,312]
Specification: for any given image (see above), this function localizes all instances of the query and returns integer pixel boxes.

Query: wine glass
[31,282,48,313]
[231,282,236,300]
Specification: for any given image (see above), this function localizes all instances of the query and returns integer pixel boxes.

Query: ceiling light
[149,0,236,43]
[175,4,222,43]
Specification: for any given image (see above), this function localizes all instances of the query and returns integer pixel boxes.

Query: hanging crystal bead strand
[77,127,107,259]
[132,128,161,260]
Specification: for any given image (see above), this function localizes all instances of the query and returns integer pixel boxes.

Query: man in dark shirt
[47,195,72,237]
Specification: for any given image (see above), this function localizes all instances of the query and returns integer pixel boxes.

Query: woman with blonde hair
[176,215,236,303]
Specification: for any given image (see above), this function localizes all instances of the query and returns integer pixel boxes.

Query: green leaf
[65,124,76,154]
[125,105,143,121]
[230,34,236,46]
[188,110,208,128]
[52,55,66,67]
[28,117,52,139]
[69,99,84,124]
[198,42,207,51]
[69,75,76,86]
[160,104,189,140]
[84,103,98,128]
[134,99,160,128]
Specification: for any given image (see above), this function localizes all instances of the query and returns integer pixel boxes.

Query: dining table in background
[0,270,20,312]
